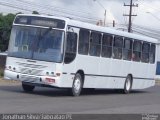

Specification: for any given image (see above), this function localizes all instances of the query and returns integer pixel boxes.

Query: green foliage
[0,11,40,52]
[0,13,16,52]
[32,11,39,14]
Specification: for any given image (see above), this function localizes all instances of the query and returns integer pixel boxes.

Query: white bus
[4,14,158,96]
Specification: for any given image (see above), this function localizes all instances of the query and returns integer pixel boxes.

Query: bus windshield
[8,26,64,63]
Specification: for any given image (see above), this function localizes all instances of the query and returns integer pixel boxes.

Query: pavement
[0,78,160,114]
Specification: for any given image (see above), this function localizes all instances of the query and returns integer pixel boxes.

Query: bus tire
[22,83,35,92]
[69,73,83,96]
[124,75,132,94]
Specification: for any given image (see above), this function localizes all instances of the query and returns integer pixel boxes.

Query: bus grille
[16,62,46,76]
[20,68,43,76]
[17,62,46,69]
[21,75,40,82]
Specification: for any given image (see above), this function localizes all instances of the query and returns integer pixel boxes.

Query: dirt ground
[0,77,20,86]
[156,80,160,86]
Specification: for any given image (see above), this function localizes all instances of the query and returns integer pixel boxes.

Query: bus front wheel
[22,83,35,92]
[69,73,83,96]
[124,75,132,94]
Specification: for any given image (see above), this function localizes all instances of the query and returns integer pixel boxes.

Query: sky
[0,0,160,31]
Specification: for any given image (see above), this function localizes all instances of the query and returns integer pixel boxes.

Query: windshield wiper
[40,27,52,40]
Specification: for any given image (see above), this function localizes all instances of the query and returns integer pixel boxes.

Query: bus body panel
[73,53,156,89]
[4,14,158,92]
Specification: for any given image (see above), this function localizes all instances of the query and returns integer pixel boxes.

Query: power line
[139,1,160,13]
[0,1,100,24]
[14,0,103,22]
[0,1,34,13]
[15,0,99,17]
[133,27,160,37]
[133,29,160,39]
[133,24,160,33]
[123,9,128,28]
[116,23,160,39]
[117,23,160,34]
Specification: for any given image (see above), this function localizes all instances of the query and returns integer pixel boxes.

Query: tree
[32,11,39,14]
[0,13,15,51]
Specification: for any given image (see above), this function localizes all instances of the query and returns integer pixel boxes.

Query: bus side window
[64,32,77,64]
[113,36,123,59]
[89,31,101,57]
[133,40,142,62]
[142,42,150,63]
[150,44,155,64]
[123,38,132,61]
[101,34,113,58]
[78,29,90,55]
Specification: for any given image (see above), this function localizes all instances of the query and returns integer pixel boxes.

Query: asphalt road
[0,84,160,114]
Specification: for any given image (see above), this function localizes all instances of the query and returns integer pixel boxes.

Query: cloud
[0,0,160,29]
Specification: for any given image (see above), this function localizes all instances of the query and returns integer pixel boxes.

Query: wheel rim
[126,78,131,91]
[73,77,81,93]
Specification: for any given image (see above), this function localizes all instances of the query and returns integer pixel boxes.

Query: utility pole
[94,0,107,26]
[113,20,115,27]
[104,10,106,26]
[123,0,138,32]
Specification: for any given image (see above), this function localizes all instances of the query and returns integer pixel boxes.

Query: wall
[156,45,160,79]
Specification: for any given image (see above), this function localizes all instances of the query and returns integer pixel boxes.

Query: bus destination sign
[14,15,65,29]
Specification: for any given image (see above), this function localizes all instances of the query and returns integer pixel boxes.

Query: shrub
[0,69,4,77]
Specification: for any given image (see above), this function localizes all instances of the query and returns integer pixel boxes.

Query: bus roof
[15,14,158,44]
[67,19,159,44]
[15,14,70,22]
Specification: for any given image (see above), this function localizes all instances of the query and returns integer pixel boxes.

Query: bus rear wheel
[124,75,132,94]
[22,83,35,92]
[69,73,83,96]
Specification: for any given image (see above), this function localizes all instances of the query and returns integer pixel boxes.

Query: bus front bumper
[4,69,61,87]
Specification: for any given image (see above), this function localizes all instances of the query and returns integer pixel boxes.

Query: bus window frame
[78,29,90,55]
[141,42,150,63]
[132,40,142,62]
[64,31,78,64]
[123,37,133,61]
[101,33,113,58]
[113,36,123,60]
[149,43,156,64]
[89,31,102,57]
[66,26,156,65]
